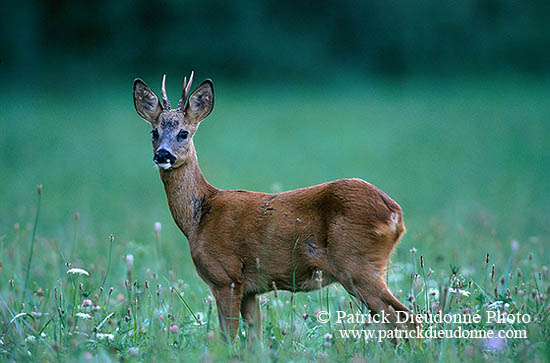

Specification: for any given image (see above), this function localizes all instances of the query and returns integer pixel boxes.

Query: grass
[0,74,549,361]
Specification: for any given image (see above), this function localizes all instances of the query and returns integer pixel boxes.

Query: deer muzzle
[154,148,176,169]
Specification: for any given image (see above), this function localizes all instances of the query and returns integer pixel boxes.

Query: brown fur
[133,74,412,342]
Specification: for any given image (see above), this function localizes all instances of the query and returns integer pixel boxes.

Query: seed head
[37,184,42,195]
[486,253,490,264]
[272,281,278,298]
[109,234,115,243]
[13,223,20,233]
[420,256,424,268]
[409,248,417,254]
[74,211,80,221]
[126,254,134,272]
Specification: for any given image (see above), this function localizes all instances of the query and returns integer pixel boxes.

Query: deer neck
[158,142,217,239]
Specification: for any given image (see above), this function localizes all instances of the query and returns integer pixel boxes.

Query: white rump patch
[389,212,399,232]
[390,212,399,223]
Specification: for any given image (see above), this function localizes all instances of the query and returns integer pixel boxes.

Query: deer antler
[177,71,195,111]
[161,74,171,110]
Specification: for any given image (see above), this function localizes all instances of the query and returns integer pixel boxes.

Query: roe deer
[133,72,414,342]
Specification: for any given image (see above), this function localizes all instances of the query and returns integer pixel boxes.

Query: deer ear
[185,80,214,123]
[133,79,162,125]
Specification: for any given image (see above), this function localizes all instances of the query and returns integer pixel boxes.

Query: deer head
[133,72,214,170]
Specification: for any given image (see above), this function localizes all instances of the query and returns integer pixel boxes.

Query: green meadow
[0,75,549,361]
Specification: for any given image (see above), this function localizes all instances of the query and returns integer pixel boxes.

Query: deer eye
[177,130,189,141]
[151,129,159,141]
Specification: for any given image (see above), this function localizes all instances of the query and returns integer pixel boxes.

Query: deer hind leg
[212,283,243,342]
[339,272,417,340]
[240,293,263,346]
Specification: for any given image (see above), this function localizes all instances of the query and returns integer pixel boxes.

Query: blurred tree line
[2,0,550,79]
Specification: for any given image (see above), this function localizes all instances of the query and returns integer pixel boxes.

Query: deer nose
[154,149,176,165]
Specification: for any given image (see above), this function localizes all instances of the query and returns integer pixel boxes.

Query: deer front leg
[212,284,243,342]
[240,293,263,345]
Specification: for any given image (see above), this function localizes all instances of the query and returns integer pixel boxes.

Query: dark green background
[3,0,550,79]
[1,0,548,273]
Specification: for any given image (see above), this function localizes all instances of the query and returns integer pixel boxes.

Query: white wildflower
[511,240,520,252]
[25,335,36,344]
[76,312,92,320]
[154,222,162,232]
[487,301,504,310]
[192,312,205,326]
[96,333,115,341]
[448,287,470,297]
[67,268,89,276]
